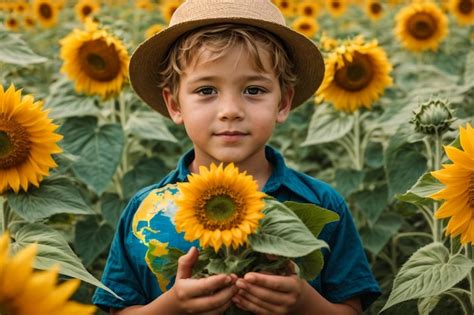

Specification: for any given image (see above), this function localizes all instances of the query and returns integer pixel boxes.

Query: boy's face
[163,44,293,168]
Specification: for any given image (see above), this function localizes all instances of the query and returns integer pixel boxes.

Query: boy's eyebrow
[187,74,274,85]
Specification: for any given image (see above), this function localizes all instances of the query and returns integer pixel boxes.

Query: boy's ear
[162,87,183,124]
[276,86,294,123]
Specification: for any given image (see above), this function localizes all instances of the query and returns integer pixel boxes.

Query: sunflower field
[0,0,473,314]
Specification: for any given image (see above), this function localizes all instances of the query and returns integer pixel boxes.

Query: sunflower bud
[411,99,454,135]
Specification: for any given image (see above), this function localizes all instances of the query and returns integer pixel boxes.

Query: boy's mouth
[213,131,249,141]
[214,131,249,136]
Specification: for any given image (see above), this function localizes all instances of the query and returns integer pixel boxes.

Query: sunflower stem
[467,245,474,309]
[1,199,10,234]
[432,131,443,242]
[119,92,129,173]
[353,110,363,171]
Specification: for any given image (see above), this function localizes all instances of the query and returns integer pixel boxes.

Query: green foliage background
[1,1,473,314]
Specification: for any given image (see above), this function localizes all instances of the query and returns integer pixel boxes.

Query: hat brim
[129,17,325,117]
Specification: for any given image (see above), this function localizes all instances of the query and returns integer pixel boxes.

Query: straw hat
[129,0,325,117]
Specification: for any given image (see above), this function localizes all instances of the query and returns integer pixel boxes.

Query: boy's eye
[244,87,266,95]
[196,87,216,95]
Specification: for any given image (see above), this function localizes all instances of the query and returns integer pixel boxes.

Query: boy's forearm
[291,281,362,315]
[110,289,181,315]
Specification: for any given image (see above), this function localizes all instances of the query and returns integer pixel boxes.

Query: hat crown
[170,0,286,27]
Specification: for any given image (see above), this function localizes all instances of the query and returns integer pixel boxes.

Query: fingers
[235,277,295,306]
[176,246,198,280]
[182,281,238,313]
[243,272,297,293]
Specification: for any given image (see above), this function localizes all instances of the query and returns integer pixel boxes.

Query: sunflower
[175,163,266,251]
[394,2,448,52]
[135,0,154,11]
[291,16,319,38]
[32,0,58,28]
[296,0,321,18]
[0,85,62,193]
[325,0,348,17]
[448,0,474,25]
[14,1,29,13]
[316,37,393,112]
[60,20,130,99]
[74,0,100,23]
[0,232,96,315]
[22,12,36,29]
[4,15,19,31]
[160,0,181,23]
[319,32,339,51]
[365,0,384,21]
[273,0,295,17]
[145,23,165,39]
[430,123,474,245]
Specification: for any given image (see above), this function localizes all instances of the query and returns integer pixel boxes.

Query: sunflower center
[334,52,374,91]
[469,174,474,208]
[79,39,121,82]
[7,18,17,27]
[39,3,53,19]
[370,3,382,14]
[299,23,311,31]
[459,0,473,14]
[0,116,31,169]
[281,1,289,9]
[331,1,341,9]
[0,302,15,315]
[82,5,93,16]
[407,12,437,39]
[197,188,245,230]
[205,195,236,221]
[304,6,314,16]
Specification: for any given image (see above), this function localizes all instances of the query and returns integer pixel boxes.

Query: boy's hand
[170,247,238,314]
[233,270,304,315]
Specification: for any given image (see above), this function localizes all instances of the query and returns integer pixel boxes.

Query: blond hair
[158,24,297,103]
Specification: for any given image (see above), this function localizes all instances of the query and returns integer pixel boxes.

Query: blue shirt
[93,146,381,311]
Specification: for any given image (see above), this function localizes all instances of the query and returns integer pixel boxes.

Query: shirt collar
[170,146,315,203]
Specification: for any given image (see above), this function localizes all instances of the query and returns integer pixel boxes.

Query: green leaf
[11,223,121,300]
[207,255,256,275]
[463,50,474,86]
[364,141,384,169]
[125,111,177,142]
[384,124,428,199]
[249,199,328,258]
[360,213,403,255]
[101,193,127,228]
[381,242,474,312]
[417,295,440,315]
[283,201,339,237]
[353,185,388,224]
[7,176,94,222]
[122,157,169,199]
[0,31,47,65]
[396,173,445,207]
[44,95,99,120]
[74,216,115,266]
[299,250,324,281]
[302,104,354,146]
[334,169,365,198]
[59,117,125,195]
[161,247,185,279]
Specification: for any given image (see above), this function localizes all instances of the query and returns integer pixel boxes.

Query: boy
[93,0,381,314]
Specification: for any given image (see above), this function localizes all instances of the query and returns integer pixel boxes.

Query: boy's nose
[217,94,245,121]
